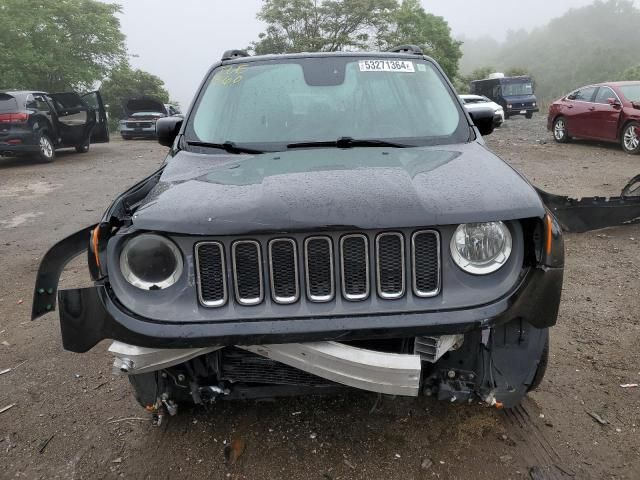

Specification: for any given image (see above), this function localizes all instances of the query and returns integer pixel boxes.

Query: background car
[460,94,505,127]
[118,97,181,140]
[0,90,109,162]
[548,81,640,154]
[470,74,539,119]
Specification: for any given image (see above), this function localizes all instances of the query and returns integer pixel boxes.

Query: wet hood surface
[133,142,545,235]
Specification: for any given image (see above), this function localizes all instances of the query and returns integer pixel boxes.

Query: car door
[564,86,597,138]
[48,92,95,147]
[587,86,622,140]
[81,91,110,143]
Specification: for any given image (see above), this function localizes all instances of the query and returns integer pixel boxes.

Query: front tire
[35,132,55,163]
[621,122,640,155]
[552,117,569,143]
[75,139,90,153]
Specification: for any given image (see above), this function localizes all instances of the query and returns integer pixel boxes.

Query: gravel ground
[0,116,638,480]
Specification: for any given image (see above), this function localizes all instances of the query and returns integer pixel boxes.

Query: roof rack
[388,45,423,55]
[221,49,250,61]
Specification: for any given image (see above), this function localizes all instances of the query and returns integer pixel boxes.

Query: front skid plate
[112,342,422,397]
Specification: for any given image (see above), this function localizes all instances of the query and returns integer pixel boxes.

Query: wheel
[552,117,569,143]
[121,135,131,140]
[75,139,90,153]
[528,330,549,392]
[504,113,510,120]
[525,112,533,119]
[621,122,640,154]
[35,132,55,163]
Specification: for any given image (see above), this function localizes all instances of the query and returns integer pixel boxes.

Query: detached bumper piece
[537,174,640,233]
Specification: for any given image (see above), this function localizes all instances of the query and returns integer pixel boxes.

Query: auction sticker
[359,60,415,72]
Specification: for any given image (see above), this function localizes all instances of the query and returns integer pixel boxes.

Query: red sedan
[548,81,640,154]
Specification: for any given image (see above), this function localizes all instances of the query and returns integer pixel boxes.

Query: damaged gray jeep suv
[32,46,565,418]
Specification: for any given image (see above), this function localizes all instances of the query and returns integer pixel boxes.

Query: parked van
[471,74,539,119]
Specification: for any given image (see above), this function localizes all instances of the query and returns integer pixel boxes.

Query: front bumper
[57,266,563,353]
[119,125,157,137]
[507,107,539,116]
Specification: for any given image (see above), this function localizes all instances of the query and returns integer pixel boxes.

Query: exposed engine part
[161,394,178,416]
[108,341,221,375]
[414,334,464,363]
[240,342,422,397]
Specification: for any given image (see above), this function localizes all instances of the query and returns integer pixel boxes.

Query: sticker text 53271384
[359,60,415,73]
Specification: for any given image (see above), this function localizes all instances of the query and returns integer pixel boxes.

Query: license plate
[359,60,415,72]
[520,110,527,114]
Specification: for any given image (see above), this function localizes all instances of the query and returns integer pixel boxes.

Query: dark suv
[0,90,109,162]
[33,47,564,419]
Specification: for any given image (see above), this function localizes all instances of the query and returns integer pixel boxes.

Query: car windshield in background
[502,82,533,96]
[132,111,164,117]
[187,57,468,151]
[618,84,640,102]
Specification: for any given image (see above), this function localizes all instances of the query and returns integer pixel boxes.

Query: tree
[0,0,126,91]
[99,61,171,130]
[619,64,640,81]
[252,0,398,54]
[378,0,462,78]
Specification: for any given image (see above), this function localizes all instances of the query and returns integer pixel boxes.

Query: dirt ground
[0,116,638,480]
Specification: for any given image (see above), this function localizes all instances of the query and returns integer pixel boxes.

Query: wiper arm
[187,141,264,154]
[287,137,409,149]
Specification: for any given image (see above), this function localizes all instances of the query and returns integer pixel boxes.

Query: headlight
[450,222,512,275]
[120,234,183,290]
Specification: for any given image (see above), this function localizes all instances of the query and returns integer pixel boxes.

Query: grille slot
[195,242,227,307]
[268,239,299,304]
[232,240,264,305]
[304,237,334,302]
[376,233,405,299]
[412,231,440,297]
[341,234,369,301]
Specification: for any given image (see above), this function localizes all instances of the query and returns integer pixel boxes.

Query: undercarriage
[114,318,549,421]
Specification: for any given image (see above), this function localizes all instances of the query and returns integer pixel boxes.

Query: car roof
[460,94,486,100]
[587,81,640,88]
[222,50,434,66]
[0,90,47,97]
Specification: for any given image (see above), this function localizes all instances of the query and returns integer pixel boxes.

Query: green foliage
[253,0,398,54]
[100,61,171,130]
[619,64,640,81]
[378,0,462,78]
[458,0,640,102]
[455,66,496,94]
[0,0,126,91]
[252,0,462,78]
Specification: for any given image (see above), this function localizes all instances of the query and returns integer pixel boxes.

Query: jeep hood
[124,97,166,116]
[132,142,545,235]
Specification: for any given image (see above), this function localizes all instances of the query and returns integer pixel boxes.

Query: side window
[571,87,597,102]
[25,94,37,109]
[33,95,51,112]
[594,87,616,104]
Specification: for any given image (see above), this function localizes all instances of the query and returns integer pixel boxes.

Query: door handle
[589,107,596,111]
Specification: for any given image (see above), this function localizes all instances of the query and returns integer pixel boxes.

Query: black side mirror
[607,98,622,108]
[156,116,183,147]
[468,107,495,136]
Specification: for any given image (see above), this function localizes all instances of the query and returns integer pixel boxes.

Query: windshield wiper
[287,137,409,150]
[186,141,264,154]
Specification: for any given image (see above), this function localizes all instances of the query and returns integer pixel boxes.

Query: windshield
[618,84,640,102]
[502,82,534,97]
[186,57,468,151]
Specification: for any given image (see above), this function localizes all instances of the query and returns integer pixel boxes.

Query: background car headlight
[450,222,512,275]
[120,234,183,290]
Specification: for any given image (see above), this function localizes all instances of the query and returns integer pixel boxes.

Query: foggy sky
[110,0,597,108]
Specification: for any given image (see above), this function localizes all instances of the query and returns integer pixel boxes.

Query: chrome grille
[232,241,263,305]
[195,242,227,307]
[376,233,405,299]
[269,239,299,304]
[341,234,369,301]
[412,231,440,297]
[305,237,334,302]
[195,229,441,307]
